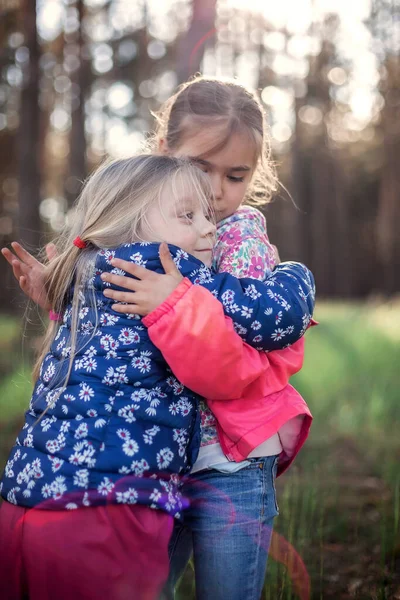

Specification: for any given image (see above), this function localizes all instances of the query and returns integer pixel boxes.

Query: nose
[210,173,223,200]
[200,213,216,239]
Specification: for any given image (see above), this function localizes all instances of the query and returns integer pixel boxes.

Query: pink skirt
[0,500,173,600]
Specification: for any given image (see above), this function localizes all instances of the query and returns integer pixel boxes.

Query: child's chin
[201,257,212,267]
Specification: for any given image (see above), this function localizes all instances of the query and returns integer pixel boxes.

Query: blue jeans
[164,455,279,600]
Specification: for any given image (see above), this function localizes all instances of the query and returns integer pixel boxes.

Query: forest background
[0,1,399,598]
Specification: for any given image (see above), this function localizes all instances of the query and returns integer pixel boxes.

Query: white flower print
[244,284,261,300]
[102,365,129,386]
[48,456,64,473]
[23,434,33,448]
[122,438,139,457]
[149,489,162,503]
[73,469,89,488]
[157,448,174,470]
[45,389,61,409]
[118,328,140,345]
[251,320,262,331]
[118,404,139,424]
[79,383,95,402]
[169,402,179,416]
[129,252,147,266]
[75,423,88,439]
[221,289,235,305]
[275,311,283,325]
[35,382,45,397]
[79,307,89,320]
[240,305,253,319]
[60,422,70,434]
[129,352,152,374]
[116,488,138,504]
[264,307,273,316]
[100,249,116,264]
[41,483,52,499]
[191,265,214,284]
[173,249,189,268]
[177,398,192,416]
[61,346,71,358]
[143,426,160,444]
[95,418,107,428]
[129,459,150,476]
[51,476,67,500]
[99,313,120,327]
[130,388,146,403]
[271,328,286,341]
[69,440,96,468]
[42,362,55,383]
[56,338,66,352]
[97,477,114,496]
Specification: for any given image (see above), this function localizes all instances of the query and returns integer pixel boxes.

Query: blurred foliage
[0,0,399,311]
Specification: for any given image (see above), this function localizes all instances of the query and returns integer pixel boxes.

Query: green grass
[0,315,32,420]
[1,302,400,598]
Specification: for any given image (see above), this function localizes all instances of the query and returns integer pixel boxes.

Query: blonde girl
[0,152,314,600]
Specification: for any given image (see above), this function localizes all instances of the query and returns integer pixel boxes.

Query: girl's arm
[142,236,309,399]
[1,242,57,311]
[142,279,280,400]
[101,248,314,399]
[184,261,315,351]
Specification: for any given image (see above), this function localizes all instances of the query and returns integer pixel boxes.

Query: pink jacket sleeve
[142,278,304,400]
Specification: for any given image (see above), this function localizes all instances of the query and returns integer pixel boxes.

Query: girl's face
[167,129,257,222]
[141,179,216,267]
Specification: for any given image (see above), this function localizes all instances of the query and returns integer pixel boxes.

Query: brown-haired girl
[95,76,315,600]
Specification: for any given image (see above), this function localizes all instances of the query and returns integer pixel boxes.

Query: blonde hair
[33,155,212,396]
[150,75,278,206]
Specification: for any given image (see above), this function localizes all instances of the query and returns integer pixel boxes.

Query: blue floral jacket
[0,243,315,517]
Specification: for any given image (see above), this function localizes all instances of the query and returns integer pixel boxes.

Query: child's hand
[101,243,183,316]
[1,242,56,311]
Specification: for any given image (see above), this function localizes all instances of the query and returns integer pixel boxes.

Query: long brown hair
[150,75,278,206]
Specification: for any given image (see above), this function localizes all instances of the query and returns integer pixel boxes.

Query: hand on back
[1,242,57,311]
[101,243,183,316]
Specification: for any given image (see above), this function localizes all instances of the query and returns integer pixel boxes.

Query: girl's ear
[159,138,169,155]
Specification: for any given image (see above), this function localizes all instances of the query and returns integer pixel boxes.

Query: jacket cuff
[142,278,192,328]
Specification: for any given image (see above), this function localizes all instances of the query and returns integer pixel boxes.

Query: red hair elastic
[73,236,87,249]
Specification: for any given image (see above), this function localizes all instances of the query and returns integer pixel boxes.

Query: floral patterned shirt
[198,206,277,448]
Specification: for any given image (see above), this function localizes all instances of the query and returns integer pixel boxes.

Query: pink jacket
[143,278,314,476]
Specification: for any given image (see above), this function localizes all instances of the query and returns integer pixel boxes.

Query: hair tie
[73,236,87,249]
[49,310,62,322]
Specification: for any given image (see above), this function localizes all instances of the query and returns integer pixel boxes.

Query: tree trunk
[176,0,217,83]
[18,0,41,249]
[64,0,88,207]
[376,55,400,294]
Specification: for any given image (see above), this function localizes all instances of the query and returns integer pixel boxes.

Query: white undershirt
[191,433,283,474]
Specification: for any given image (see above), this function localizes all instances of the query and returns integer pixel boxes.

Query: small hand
[1,242,57,311]
[101,243,183,316]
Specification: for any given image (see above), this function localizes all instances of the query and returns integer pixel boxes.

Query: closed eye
[228,175,244,182]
